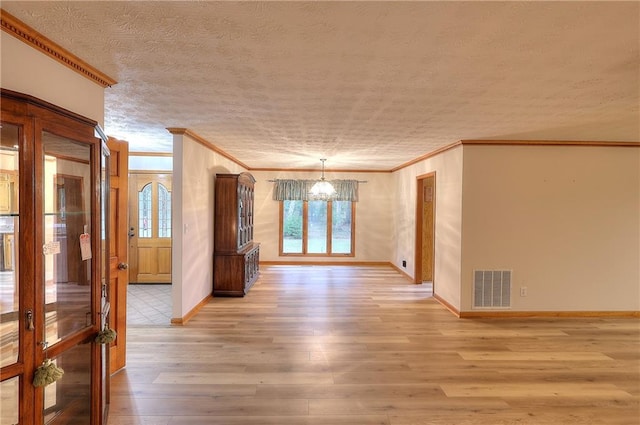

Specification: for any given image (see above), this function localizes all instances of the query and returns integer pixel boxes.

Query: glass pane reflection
[43,132,92,346]
[44,342,91,425]
[308,201,327,254]
[0,376,19,425]
[0,122,20,368]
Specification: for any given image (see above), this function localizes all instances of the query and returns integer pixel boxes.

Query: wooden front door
[107,138,129,374]
[128,173,172,283]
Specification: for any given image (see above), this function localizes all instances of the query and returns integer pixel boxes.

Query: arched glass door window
[138,183,152,238]
[158,183,171,238]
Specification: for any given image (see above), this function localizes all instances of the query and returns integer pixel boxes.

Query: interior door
[107,138,129,374]
[128,173,172,283]
[415,173,435,285]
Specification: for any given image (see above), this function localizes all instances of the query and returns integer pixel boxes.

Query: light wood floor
[108,265,640,425]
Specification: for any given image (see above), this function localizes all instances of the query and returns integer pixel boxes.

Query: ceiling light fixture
[309,158,336,199]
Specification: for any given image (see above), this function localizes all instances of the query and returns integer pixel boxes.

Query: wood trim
[0,10,117,88]
[49,153,90,165]
[391,141,463,172]
[252,167,389,173]
[171,294,213,325]
[391,140,639,173]
[460,139,640,148]
[129,170,173,175]
[1,89,98,127]
[129,152,173,157]
[459,310,640,318]
[414,176,423,284]
[261,260,392,267]
[278,201,284,255]
[166,128,251,170]
[433,294,461,318]
[389,262,414,282]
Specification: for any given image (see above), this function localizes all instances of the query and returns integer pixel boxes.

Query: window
[281,200,354,256]
[137,181,171,238]
[158,183,171,238]
[138,183,152,238]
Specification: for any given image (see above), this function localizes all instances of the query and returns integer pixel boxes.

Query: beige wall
[251,170,393,263]
[1,32,104,124]
[392,146,464,310]
[171,133,246,320]
[460,145,640,312]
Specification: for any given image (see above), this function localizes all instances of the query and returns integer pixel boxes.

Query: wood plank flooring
[108,265,640,425]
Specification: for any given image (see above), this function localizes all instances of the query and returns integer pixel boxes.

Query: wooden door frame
[414,172,436,286]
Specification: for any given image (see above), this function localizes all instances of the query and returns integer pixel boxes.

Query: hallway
[127,284,172,326]
[109,265,639,424]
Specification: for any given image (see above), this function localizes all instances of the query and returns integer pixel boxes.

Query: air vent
[473,270,511,309]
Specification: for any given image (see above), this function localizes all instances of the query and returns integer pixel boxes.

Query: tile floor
[126,284,172,326]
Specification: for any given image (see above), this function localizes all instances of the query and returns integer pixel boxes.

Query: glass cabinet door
[40,130,96,424]
[42,132,94,347]
[2,89,106,425]
[0,121,23,425]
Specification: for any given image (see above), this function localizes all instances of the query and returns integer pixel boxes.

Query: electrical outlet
[520,286,527,297]
[402,260,407,268]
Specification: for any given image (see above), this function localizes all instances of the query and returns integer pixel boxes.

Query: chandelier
[309,158,336,199]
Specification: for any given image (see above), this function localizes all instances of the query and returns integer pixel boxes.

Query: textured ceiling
[2,1,639,170]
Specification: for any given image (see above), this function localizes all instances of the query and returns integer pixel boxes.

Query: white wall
[129,155,173,171]
[172,134,246,320]
[251,170,393,263]
[460,145,640,312]
[391,146,464,310]
[1,32,104,124]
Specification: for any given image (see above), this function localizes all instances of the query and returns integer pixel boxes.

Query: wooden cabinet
[213,172,259,296]
[1,89,108,424]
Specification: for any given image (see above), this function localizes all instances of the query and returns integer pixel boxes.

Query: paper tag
[42,241,61,256]
[80,233,92,261]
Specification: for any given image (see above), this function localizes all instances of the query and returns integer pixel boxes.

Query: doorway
[415,173,435,287]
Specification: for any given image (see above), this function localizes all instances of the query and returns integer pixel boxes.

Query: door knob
[118,262,128,270]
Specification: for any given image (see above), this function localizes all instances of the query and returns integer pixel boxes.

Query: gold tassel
[95,327,117,344]
[33,359,64,387]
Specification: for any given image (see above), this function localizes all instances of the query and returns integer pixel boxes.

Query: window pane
[282,200,302,253]
[158,183,171,238]
[332,201,352,254]
[0,123,19,368]
[138,184,152,238]
[0,376,19,425]
[308,201,327,254]
[44,342,91,424]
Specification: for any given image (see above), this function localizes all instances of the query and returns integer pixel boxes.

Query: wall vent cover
[473,270,511,309]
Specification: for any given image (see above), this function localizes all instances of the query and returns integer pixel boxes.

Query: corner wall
[171,133,246,321]
[391,146,464,310]
[460,144,640,312]
[1,32,104,124]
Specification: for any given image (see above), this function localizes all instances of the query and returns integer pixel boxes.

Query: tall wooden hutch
[213,172,259,296]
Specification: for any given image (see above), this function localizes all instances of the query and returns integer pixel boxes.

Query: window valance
[272,179,359,201]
